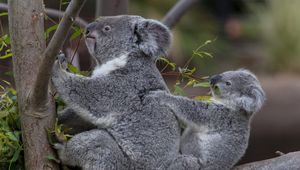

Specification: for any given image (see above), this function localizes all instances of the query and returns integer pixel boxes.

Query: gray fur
[151,69,266,170]
[52,15,265,170]
[52,15,180,170]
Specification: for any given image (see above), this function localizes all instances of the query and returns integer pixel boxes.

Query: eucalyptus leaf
[193,82,210,88]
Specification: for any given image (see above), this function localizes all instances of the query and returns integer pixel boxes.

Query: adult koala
[52,15,181,169]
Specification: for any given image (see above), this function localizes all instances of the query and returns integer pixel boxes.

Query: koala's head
[84,15,171,63]
[209,69,266,114]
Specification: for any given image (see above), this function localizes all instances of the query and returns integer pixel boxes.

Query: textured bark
[8,0,58,169]
[162,0,199,29]
[95,0,128,17]
[8,0,86,169]
[233,151,300,170]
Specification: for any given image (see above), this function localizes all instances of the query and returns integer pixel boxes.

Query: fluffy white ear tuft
[237,87,266,114]
[133,19,171,59]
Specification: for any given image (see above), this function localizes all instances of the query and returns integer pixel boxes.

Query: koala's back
[107,94,181,168]
[85,56,181,168]
[180,107,251,170]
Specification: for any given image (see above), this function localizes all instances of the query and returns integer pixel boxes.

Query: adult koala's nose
[85,22,97,37]
[209,74,222,86]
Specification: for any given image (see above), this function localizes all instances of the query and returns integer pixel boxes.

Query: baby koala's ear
[237,87,266,115]
[133,19,171,59]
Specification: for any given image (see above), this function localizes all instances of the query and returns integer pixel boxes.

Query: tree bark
[233,151,300,170]
[8,0,58,169]
[162,0,199,29]
[32,0,87,108]
[8,0,86,169]
[95,0,128,17]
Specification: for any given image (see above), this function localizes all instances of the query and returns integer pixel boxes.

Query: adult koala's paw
[52,52,68,81]
[53,143,65,150]
[57,52,68,70]
[52,143,67,164]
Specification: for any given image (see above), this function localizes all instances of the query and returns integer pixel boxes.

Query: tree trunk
[8,0,58,169]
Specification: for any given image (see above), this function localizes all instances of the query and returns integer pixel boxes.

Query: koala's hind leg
[166,155,201,170]
[55,129,131,170]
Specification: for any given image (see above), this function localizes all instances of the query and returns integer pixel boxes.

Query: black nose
[85,22,97,35]
[209,74,222,85]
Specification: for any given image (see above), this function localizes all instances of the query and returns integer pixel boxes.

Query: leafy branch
[159,40,214,99]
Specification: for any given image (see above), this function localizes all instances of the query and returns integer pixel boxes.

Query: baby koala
[152,69,266,170]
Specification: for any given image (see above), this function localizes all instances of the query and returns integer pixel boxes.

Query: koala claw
[57,52,68,70]
[53,143,64,150]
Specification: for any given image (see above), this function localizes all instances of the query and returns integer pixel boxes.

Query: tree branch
[162,0,199,29]
[0,2,87,27]
[233,151,300,170]
[32,0,87,108]
[95,0,128,17]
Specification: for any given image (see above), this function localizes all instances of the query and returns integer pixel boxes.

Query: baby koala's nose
[209,74,222,86]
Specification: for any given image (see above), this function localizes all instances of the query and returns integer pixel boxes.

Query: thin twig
[0,18,4,36]
[162,0,199,29]
[31,0,87,107]
[0,2,87,27]
[161,71,207,81]
[71,34,82,64]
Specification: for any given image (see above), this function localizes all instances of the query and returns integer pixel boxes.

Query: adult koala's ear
[133,19,171,59]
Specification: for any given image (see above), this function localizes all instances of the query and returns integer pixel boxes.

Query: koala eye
[225,81,232,86]
[103,25,111,32]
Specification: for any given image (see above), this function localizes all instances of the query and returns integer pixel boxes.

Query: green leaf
[0,110,9,119]
[193,82,210,88]
[159,57,170,63]
[185,79,196,87]
[67,64,79,74]
[10,145,22,162]
[0,53,12,59]
[193,96,212,101]
[0,12,8,17]
[70,27,83,40]
[6,132,18,142]
[203,39,212,46]
[0,34,10,45]
[44,25,58,40]
[2,80,11,86]
[173,83,187,96]
[201,52,213,58]
[4,71,14,77]
[0,84,4,91]
[79,71,90,76]
[159,57,176,70]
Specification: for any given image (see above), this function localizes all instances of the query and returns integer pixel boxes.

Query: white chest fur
[92,54,128,77]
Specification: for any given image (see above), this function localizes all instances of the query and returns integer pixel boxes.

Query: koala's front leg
[52,53,73,84]
[52,54,108,127]
[151,91,223,125]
